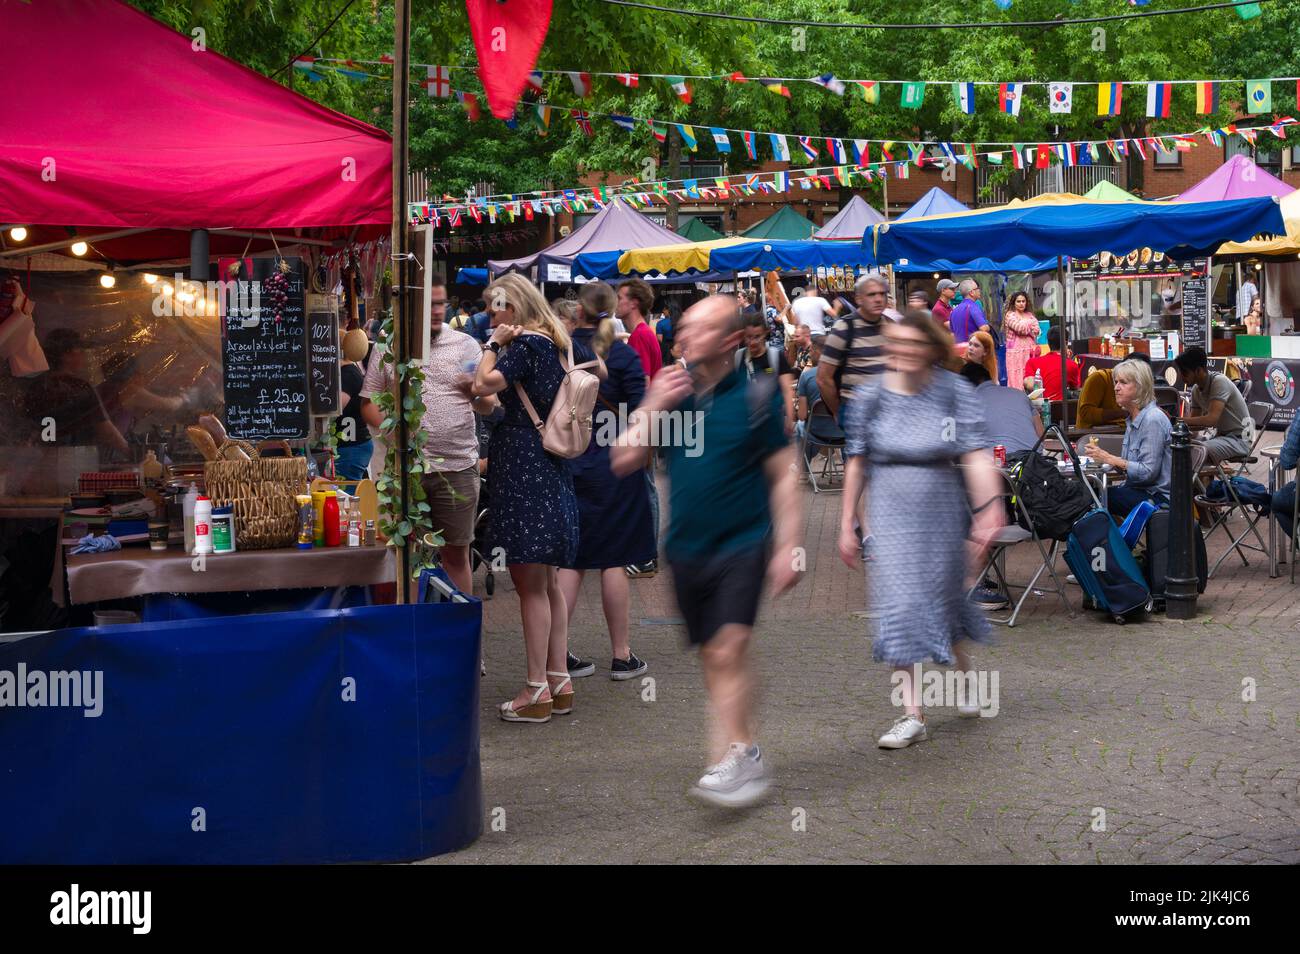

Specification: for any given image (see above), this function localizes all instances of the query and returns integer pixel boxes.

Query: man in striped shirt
[816,273,889,420]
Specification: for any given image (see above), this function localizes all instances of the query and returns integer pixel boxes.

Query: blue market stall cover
[870,195,1286,265]
[573,238,877,279]
[0,600,483,863]
[456,267,489,286]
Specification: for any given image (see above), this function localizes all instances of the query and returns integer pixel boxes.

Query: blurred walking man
[614,295,803,808]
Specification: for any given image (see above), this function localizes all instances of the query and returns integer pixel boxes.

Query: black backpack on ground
[1141,509,1208,608]
[1006,443,1093,541]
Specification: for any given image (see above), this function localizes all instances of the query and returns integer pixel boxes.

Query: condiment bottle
[193,494,213,555]
[347,503,361,547]
[183,482,198,554]
[295,494,315,550]
[322,492,341,547]
[312,490,328,546]
[363,519,376,547]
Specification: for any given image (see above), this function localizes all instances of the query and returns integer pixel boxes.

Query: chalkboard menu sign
[222,258,309,440]
[306,292,341,416]
[1181,275,1210,352]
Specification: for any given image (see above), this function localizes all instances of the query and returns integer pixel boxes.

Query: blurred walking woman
[558,282,655,680]
[838,312,1005,750]
[474,273,588,723]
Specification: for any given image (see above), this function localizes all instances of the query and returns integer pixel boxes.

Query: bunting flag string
[298,54,1300,118]
[405,112,1297,225]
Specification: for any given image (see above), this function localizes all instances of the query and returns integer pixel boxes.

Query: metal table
[1262,446,1292,578]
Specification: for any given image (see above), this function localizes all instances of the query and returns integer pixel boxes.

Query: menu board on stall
[1180,275,1210,352]
[222,259,309,440]
[306,292,341,417]
[1070,250,1206,281]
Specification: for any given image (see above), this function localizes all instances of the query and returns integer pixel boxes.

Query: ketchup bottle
[322,492,341,547]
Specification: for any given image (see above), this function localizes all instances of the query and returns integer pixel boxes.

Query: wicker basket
[203,440,307,550]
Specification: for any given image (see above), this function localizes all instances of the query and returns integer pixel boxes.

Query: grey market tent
[814,195,886,239]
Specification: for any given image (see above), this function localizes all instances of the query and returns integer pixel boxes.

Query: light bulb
[9,226,27,242]
[70,241,89,256]
[143,273,159,284]
[99,273,116,288]
[162,284,174,296]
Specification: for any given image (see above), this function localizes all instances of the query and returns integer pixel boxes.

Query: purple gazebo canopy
[489,199,687,278]
[1178,154,1295,202]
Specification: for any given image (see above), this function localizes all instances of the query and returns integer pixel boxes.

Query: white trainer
[689,743,771,808]
[877,714,928,749]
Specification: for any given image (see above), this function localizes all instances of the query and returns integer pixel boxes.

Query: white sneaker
[877,714,928,749]
[956,698,982,718]
[689,742,770,808]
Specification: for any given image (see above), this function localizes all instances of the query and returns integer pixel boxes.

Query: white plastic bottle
[183,483,198,554]
[193,495,214,555]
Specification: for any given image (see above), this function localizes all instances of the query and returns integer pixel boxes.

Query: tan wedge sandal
[547,671,574,715]
[499,681,552,723]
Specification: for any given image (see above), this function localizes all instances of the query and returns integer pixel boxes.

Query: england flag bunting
[425,65,451,98]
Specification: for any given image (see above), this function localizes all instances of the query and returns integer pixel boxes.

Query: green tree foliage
[127,0,1300,199]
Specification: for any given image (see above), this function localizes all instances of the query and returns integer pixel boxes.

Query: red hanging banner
[466,0,553,119]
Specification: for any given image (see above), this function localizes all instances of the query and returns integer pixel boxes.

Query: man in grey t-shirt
[960,363,1044,454]
[1174,347,1251,464]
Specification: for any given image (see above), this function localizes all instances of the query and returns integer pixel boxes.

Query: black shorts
[668,543,768,646]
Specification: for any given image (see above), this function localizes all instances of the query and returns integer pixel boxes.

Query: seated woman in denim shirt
[1082,358,1172,518]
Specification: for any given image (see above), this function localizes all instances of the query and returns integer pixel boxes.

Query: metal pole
[1057,255,1069,430]
[1166,420,1199,619]
[189,229,209,284]
[390,0,412,599]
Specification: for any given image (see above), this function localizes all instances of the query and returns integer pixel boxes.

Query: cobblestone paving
[427,467,1300,865]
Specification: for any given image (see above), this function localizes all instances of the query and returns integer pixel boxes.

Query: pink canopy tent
[489,200,688,277]
[0,0,391,263]
[1177,154,1295,202]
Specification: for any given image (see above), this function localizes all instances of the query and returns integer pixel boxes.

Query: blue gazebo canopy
[870,195,1286,265]
[897,187,969,221]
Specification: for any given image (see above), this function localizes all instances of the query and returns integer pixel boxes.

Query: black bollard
[1166,420,1198,619]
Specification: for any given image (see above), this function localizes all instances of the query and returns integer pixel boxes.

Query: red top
[1023,351,1082,401]
[628,322,663,380]
[931,298,953,326]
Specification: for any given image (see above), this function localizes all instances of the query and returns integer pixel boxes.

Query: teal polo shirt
[663,368,787,561]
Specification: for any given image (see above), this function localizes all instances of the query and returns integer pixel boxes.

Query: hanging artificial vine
[370,305,442,575]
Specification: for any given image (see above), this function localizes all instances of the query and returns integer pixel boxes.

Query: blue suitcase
[1054,429,1152,623]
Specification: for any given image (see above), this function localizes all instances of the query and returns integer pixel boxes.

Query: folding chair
[967,463,1072,627]
[1196,403,1272,577]
[1154,386,1182,418]
[801,398,846,493]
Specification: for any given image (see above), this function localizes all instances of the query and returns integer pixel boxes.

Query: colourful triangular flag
[425,65,451,99]
[1049,82,1073,114]
[1097,82,1123,116]
[900,82,926,109]
[811,73,846,95]
[743,130,757,160]
[1246,79,1272,114]
[1146,82,1172,118]
[568,72,592,97]
[953,82,975,115]
[797,136,819,162]
[770,134,790,162]
[648,120,667,143]
[1195,81,1219,114]
[456,91,481,120]
[614,73,639,88]
[999,82,1023,117]
[760,79,791,97]
[677,124,698,151]
[667,76,693,103]
[610,114,637,132]
[855,80,879,104]
[711,128,732,153]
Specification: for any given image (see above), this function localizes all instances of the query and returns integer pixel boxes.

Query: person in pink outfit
[1002,292,1041,391]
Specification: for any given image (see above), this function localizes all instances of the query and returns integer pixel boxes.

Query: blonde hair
[485,272,570,351]
[1113,358,1155,408]
[967,330,999,383]
[577,281,618,358]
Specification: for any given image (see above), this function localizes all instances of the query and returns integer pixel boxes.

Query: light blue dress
[845,371,992,666]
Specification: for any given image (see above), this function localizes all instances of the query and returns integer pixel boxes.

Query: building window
[684,160,724,179]
[1154,149,1181,168]
[1256,148,1281,169]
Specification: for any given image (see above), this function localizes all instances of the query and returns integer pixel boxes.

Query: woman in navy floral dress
[474,273,594,724]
